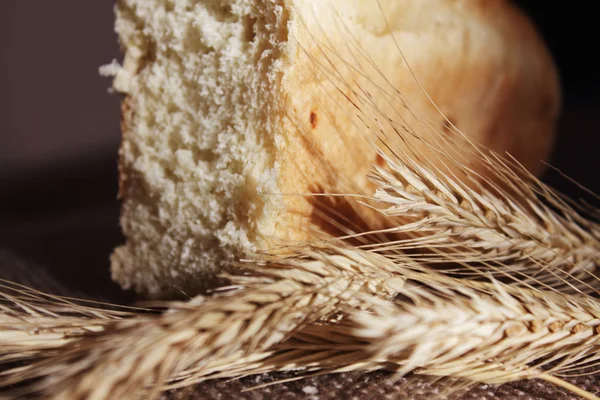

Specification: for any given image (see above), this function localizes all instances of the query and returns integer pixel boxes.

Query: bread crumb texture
[112,0,293,296]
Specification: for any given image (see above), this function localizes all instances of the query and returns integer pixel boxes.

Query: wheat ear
[0,244,405,399]
[165,257,600,399]
[338,50,600,290]
[2,243,600,399]
[351,281,600,386]
[362,151,600,293]
[0,280,136,365]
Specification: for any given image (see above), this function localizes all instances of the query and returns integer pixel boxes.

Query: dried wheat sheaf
[2,6,600,400]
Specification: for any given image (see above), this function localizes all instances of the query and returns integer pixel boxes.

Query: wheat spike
[0,280,135,365]
[336,58,600,292]
[0,244,405,399]
[351,281,600,385]
[159,257,600,399]
[362,151,600,293]
[2,243,600,399]
[333,43,600,291]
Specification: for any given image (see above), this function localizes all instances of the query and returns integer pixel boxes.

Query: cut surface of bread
[109,0,560,297]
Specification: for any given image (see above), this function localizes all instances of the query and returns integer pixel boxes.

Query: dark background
[0,1,597,301]
[515,1,599,203]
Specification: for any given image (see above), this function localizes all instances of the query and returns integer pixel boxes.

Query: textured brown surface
[0,250,596,400]
[166,372,595,400]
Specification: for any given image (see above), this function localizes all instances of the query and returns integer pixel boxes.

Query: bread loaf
[109,0,560,297]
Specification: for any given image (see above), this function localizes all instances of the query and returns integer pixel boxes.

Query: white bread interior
[109,0,560,297]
